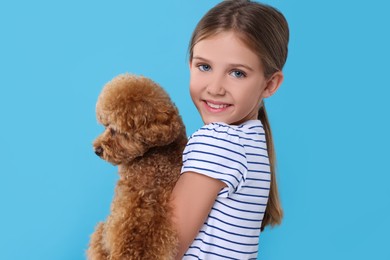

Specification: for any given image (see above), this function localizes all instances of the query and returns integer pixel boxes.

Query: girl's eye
[198,64,211,72]
[230,70,246,78]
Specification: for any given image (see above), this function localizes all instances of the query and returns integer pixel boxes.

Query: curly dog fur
[87,74,187,260]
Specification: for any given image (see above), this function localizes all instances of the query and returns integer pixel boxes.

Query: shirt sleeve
[181,124,248,197]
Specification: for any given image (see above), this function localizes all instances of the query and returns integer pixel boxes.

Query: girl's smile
[202,100,231,112]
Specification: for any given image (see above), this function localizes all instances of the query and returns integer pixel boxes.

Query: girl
[171,0,289,259]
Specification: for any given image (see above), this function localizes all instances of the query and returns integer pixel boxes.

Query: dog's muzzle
[95,146,103,157]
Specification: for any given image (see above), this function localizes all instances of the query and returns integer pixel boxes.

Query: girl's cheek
[189,82,197,98]
[191,72,209,89]
[189,76,200,91]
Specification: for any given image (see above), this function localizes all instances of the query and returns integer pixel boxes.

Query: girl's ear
[262,71,284,98]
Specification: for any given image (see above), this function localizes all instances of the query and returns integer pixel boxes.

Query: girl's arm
[171,171,226,259]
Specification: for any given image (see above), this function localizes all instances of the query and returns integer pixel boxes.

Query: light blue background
[1,1,389,259]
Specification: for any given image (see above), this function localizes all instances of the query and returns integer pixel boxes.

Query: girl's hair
[188,0,289,230]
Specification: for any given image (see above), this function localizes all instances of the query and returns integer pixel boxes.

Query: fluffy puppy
[87,74,187,260]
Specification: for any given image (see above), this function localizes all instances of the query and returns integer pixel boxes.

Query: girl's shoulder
[189,120,265,143]
[183,120,267,195]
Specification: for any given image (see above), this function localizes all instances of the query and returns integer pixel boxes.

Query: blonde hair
[188,0,289,230]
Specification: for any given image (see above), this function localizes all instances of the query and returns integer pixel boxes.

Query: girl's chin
[201,115,230,125]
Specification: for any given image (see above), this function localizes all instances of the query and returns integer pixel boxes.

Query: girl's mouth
[203,100,231,111]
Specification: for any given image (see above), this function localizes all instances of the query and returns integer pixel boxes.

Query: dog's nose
[95,146,103,157]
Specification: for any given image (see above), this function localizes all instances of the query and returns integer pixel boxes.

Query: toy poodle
[87,74,187,260]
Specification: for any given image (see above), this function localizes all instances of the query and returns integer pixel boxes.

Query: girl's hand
[171,171,226,259]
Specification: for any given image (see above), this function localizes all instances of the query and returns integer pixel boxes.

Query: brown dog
[87,74,187,260]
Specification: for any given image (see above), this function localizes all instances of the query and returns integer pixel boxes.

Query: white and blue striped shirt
[181,120,270,260]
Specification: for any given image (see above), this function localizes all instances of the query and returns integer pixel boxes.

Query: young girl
[171,0,289,259]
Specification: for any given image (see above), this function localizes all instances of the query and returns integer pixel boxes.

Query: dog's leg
[139,195,178,260]
[87,222,109,260]
[107,187,178,260]
[104,183,141,260]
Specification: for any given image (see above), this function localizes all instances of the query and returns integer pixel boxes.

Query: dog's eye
[110,128,116,136]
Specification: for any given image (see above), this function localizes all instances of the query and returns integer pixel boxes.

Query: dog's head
[93,74,185,165]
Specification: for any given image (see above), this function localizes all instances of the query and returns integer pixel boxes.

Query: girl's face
[190,31,273,125]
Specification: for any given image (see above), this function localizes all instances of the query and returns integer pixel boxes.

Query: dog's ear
[132,100,184,147]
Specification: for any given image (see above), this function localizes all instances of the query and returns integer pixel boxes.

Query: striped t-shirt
[181,120,271,260]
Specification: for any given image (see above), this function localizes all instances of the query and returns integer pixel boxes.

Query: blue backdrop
[1,1,389,259]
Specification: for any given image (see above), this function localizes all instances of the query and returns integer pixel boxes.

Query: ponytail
[258,102,283,230]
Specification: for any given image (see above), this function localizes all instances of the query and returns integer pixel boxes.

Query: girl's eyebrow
[192,56,254,71]
[192,56,211,63]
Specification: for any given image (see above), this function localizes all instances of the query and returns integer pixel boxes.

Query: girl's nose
[206,77,226,96]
